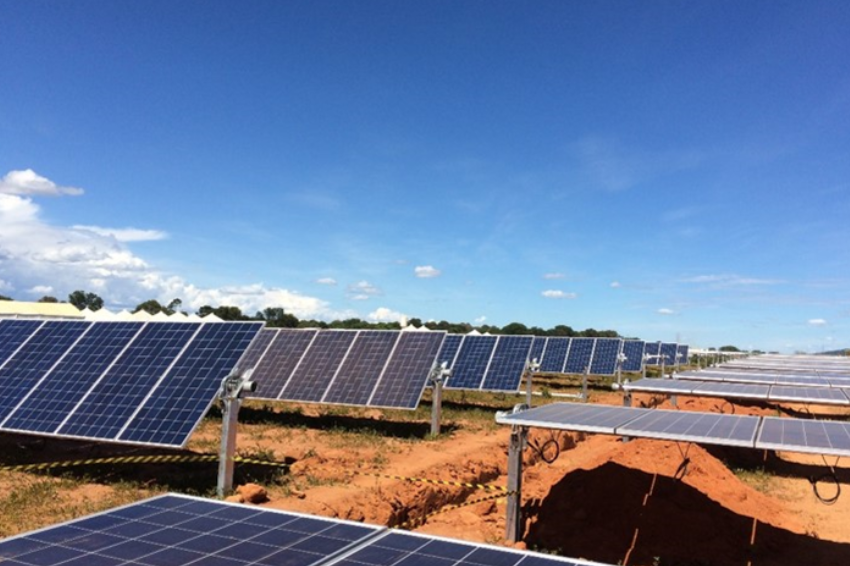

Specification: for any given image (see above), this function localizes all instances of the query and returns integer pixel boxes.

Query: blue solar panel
[236,328,277,371]
[279,330,356,402]
[0,493,609,566]
[564,337,594,374]
[539,337,569,373]
[250,329,317,399]
[119,322,263,446]
[677,344,689,365]
[2,322,143,434]
[0,319,45,366]
[660,342,678,365]
[0,320,91,422]
[529,336,547,365]
[757,417,850,456]
[621,340,645,372]
[369,331,446,409]
[58,322,200,440]
[618,409,759,447]
[323,331,399,405]
[445,335,497,389]
[480,336,533,392]
[644,342,661,366]
[589,338,621,375]
[436,334,463,367]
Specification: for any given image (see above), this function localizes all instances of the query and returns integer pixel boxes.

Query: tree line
[0,290,624,337]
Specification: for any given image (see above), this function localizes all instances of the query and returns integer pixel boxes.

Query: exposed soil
[2,389,850,566]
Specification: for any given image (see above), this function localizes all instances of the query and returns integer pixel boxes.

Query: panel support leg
[505,425,527,543]
[431,376,443,436]
[217,395,240,497]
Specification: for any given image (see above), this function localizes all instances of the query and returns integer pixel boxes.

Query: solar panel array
[438,334,534,392]
[0,319,262,448]
[497,402,850,457]
[0,493,610,566]
[625,378,850,406]
[246,329,446,409]
[531,337,652,376]
[620,340,646,372]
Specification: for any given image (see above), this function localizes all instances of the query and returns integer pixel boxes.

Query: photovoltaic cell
[564,337,594,374]
[757,417,850,456]
[0,320,91,422]
[677,344,689,365]
[659,342,679,365]
[236,328,276,370]
[0,319,45,367]
[0,493,609,566]
[644,342,661,366]
[529,336,547,365]
[368,331,446,409]
[279,331,356,402]
[621,340,645,372]
[480,335,533,392]
[250,329,317,399]
[446,335,497,389]
[436,334,463,367]
[2,322,143,434]
[119,322,263,446]
[768,386,850,405]
[689,381,772,400]
[58,322,200,440]
[323,331,399,405]
[623,378,697,395]
[539,337,569,373]
[590,338,621,375]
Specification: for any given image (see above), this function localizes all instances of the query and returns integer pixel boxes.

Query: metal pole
[505,425,527,543]
[217,394,240,497]
[431,376,443,436]
[525,358,539,408]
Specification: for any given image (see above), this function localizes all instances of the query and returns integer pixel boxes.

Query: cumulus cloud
[315,277,337,286]
[72,225,168,242]
[347,280,381,299]
[414,265,441,278]
[657,308,676,315]
[0,169,84,196]
[808,318,827,326]
[474,315,487,324]
[28,285,54,295]
[368,307,406,323]
[610,281,621,288]
[542,290,577,299]
[543,273,565,280]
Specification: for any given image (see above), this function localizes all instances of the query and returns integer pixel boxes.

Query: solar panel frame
[435,334,464,368]
[620,340,645,372]
[767,386,850,405]
[479,335,533,392]
[445,335,498,390]
[589,338,621,375]
[322,330,399,406]
[539,337,569,373]
[622,378,698,395]
[617,409,760,448]
[235,327,277,371]
[367,331,446,409]
[644,342,661,366]
[564,337,594,374]
[0,319,46,367]
[757,417,850,456]
[689,380,772,400]
[278,330,357,402]
[659,342,678,365]
[529,336,547,366]
[496,403,647,434]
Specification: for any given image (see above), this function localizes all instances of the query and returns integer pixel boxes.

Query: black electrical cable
[674,442,692,481]
[528,431,561,464]
[809,455,841,505]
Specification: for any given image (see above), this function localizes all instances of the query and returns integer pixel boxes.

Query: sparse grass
[733,466,774,493]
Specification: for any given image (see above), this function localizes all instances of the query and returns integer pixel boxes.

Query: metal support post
[216,370,257,498]
[505,425,527,543]
[581,365,589,402]
[525,358,539,408]
[430,363,450,437]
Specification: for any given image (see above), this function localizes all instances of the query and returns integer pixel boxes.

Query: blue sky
[1,1,849,353]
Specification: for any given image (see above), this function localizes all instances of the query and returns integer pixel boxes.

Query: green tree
[257,307,299,328]
[134,299,167,315]
[501,322,529,335]
[198,305,248,321]
[0,295,12,301]
[37,296,59,303]
[719,345,741,352]
[68,290,104,311]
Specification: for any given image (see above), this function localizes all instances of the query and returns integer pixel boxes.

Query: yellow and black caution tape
[0,453,290,473]
[349,470,509,494]
[394,492,507,530]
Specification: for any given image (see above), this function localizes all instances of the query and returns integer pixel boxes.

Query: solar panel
[690,381,771,400]
[623,378,697,395]
[236,327,277,370]
[659,342,678,365]
[0,319,45,366]
[0,493,610,566]
[644,342,661,366]
[676,344,689,365]
[368,331,445,409]
[118,322,264,446]
[757,417,850,456]
[529,336,547,365]
[620,340,645,372]
[564,337,594,374]
[589,338,620,375]
[436,334,463,367]
[479,335,533,392]
[539,337,569,373]
[279,330,357,402]
[768,386,850,406]
[617,409,760,448]
[445,335,497,389]
[250,329,317,398]
[323,330,399,405]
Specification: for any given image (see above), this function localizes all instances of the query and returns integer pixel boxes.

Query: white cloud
[658,308,676,315]
[72,225,168,242]
[543,273,565,280]
[0,169,84,196]
[474,315,487,324]
[315,277,337,286]
[808,318,827,326]
[542,290,577,299]
[679,274,782,286]
[610,281,621,288]
[414,265,441,278]
[367,307,406,323]
[347,280,381,299]
[28,285,54,295]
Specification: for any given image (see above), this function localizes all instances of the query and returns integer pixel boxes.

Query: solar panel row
[531,337,648,375]
[247,329,446,409]
[0,319,262,447]
[436,335,534,392]
[0,493,607,566]
[496,402,850,457]
[625,378,850,406]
